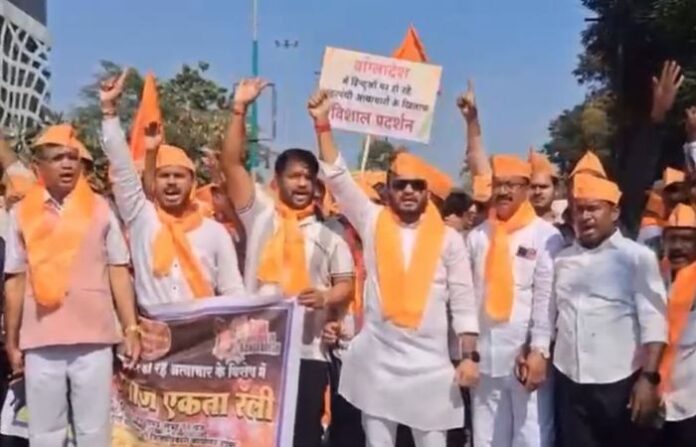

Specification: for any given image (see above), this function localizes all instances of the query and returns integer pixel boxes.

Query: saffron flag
[130,73,162,165]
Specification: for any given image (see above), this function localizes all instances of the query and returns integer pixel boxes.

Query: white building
[0,0,50,131]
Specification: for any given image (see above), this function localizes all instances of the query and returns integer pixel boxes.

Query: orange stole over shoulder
[485,201,537,322]
[659,261,696,393]
[375,202,445,329]
[18,176,96,307]
[152,205,214,298]
[257,203,314,296]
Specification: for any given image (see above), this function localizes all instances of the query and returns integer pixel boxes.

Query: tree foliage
[358,137,395,171]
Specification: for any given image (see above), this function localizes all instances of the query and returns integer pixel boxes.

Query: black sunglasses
[390,179,427,192]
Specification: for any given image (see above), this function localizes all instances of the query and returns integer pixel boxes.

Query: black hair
[441,191,475,217]
[274,148,319,178]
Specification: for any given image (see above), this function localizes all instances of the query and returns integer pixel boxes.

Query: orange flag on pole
[392,25,428,63]
[130,73,162,165]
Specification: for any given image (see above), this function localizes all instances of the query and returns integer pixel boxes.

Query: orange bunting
[130,73,162,164]
[392,25,428,63]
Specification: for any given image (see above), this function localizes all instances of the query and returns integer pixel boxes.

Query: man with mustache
[3,125,140,446]
[553,174,667,447]
[99,69,245,308]
[308,90,478,447]
[466,155,562,447]
[658,204,696,446]
[221,80,354,447]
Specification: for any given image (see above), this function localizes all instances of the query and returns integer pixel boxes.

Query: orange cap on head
[391,152,453,199]
[472,174,492,202]
[155,144,195,173]
[570,151,607,179]
[666,204,696,229]
[663,167,686,188]
[491,155,531,179]
[32,124,92,162]
[572,173,622,205]
[528,149,558,178]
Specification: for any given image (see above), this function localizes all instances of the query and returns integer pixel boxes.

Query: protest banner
[319,46,442,143]
[1,295,304,447]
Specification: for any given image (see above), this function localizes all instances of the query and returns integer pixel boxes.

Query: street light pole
[247,0,260,171]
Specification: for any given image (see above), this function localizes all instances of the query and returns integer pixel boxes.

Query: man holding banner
[308,90,479,447]
[99,70,246,307]
[221,79,355,447]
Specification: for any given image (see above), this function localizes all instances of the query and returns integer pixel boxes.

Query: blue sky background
[47,0,589,177]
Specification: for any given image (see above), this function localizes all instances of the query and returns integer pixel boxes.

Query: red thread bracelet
[314,121,331,133]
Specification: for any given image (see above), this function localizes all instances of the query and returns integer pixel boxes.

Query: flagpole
[359,135,372,172]
[247,0,260,172]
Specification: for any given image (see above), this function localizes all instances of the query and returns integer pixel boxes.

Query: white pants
[25,344,113,447]
[361,413,447,447]
[472,373,554,447]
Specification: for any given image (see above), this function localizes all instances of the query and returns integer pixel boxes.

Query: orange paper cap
[156,145,195,172]
[528,149,558,177]
[572,173,622,205]
[491,155,531,179]
[666,204,696,229]
[472,174,492,202]
[32,124,91,161]
[570,151,607,178]
[391,152,453,199]
[663,167,686,188]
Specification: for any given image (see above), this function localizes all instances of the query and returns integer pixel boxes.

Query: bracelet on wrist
[314,120,331,134]
[124,324,141,336]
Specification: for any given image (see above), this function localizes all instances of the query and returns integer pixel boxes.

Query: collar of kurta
[575,228,623,252]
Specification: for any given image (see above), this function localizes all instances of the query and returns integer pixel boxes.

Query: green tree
[358,137,395,171]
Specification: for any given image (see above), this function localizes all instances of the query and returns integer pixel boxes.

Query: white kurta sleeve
[101,117,149,227]
[4,209,26,274]
[446,230,478,334]
[211,221,246,296]
[319,154,379,240]
[530,226,564,352]
[236,183,274,235]
[633,244,668,344]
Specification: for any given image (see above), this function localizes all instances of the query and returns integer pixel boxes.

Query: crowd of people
[0,56,694,447]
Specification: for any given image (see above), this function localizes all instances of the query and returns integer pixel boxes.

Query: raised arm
[308,91,379,237]
[142,122,162,201]
[221,78,267,210]
[457,80,490,176]
[99,69,150,226]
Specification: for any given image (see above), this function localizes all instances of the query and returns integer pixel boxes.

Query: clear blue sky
[47,0,589,178]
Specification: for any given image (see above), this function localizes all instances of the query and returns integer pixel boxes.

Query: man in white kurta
[467,155,563,447]
[308,91,479,447]
[659,204,696,446]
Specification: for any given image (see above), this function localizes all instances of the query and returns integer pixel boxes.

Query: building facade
[0,0,50,130]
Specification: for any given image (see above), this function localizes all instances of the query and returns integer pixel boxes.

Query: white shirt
[553,230,668,384]
[101,118,245,310]
[321,155,478,431]
[238,184,355,362]
[467,216,563,378]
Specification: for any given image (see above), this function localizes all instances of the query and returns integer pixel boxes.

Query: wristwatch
[461,351,480,363]
[641,371,661,386]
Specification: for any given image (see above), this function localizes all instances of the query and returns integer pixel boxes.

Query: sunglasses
[390,179,427,192]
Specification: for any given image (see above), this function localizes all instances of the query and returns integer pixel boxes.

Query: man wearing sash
[553,174,667,447]
[467,155,563,447]
[658,204,696,446]
[221,80,355,447]
[3,125,140,446]
[308,90,478,447]
[99,70,245,308]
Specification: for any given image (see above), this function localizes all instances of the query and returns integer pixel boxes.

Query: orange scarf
[659,261,696,394]
[152,206,213,298]
[18,176,95,307]
[375,203,445,329]
[343,222,365,329]
[485,201,537,322]
[257,203,314,296]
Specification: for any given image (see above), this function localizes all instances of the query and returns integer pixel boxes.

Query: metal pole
[360,135,372,172]
[247,0,260,172]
